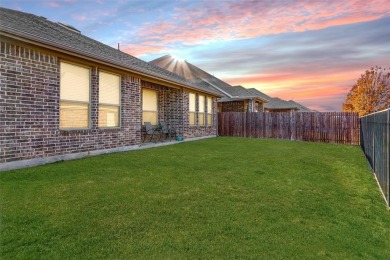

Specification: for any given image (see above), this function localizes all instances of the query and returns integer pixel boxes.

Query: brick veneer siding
[0,41,142,164]
[141,82,217,139]
[249,100,265,112]
[182,91,217,139]
[257,102,264,112]
[141,81,184,136]
[1,41,217,165]
[221,101,247,112]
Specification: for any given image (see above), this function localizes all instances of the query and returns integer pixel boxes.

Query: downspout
[182,87,185,139]
[216,98,219,137]
[387,108,390,209]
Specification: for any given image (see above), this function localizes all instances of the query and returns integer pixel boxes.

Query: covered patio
[141,81,183,142]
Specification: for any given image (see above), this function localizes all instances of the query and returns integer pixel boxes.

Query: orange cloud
[221,68,363,111]
[121,43,167,57]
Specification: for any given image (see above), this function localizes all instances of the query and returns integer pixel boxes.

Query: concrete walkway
[0,135,217,172]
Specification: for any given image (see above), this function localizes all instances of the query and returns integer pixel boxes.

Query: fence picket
[218,112,359,145]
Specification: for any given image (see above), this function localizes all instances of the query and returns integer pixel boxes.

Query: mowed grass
[1,137,390,259]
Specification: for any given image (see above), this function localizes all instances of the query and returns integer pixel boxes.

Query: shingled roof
[150,55,267,102]
[264,97,298,110]
[245,88,272,101]
[0,7,221,96]
[150,54,314,112]
[243,88,314,111]
[287,100,313,112]
[150,55,234,96]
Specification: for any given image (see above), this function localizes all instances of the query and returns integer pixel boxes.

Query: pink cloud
[221,67,366,111]
[118,0,389,111]
[128,0,390,55]
[122,43,166,57]
[49,1,60,8]
[71,14,87,21]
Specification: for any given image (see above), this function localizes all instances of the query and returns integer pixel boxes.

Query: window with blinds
[142,89,158,125]
[60,62,90,129]
[189,92,196,125]
[198,95,205,125]
[99,71,120,127]
[207,97,213,125]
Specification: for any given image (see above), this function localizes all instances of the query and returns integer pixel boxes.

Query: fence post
[387,109,389,208]
[373,113,375,173]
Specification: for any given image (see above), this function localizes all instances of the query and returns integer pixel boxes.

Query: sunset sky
[2,0,389,111]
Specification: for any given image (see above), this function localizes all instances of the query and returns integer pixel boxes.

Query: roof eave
[252,97,269,103]
[0,28,221,97]
[265,106,299,110]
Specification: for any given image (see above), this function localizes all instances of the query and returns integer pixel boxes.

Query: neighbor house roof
[264,97,299,110]
[150,55,267,102]
[150,55,314,112]
[245,88,314,112]
[287,100,313,112]
[245,88,297,110]
[0,7,221,97]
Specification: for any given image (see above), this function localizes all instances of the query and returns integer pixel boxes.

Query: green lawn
[1,137,389,259]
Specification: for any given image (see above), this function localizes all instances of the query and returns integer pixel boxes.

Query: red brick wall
[1,41,217,165]
[140,82,217,139]
[0,41,141,163]
[182,91,217,139]
[221,101,247,112]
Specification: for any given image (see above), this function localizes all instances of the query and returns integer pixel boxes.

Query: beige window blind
[99,72,120,104]
[99,71,120,127]
[60,62,90,129]
[60,62,90,102]
[207,97,213,125]
[189,92,196,125]
[142,89,158,125]
[198,95,205,125]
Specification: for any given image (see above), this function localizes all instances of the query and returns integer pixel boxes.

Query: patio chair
[142,122,162,143]
[160,122,177,141]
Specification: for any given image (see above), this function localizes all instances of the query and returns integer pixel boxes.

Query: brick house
[0,8,221,171]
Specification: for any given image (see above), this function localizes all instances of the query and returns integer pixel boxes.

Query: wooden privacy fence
[218,112,360,145]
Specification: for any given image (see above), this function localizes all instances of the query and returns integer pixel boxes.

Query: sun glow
[171,55,184,62]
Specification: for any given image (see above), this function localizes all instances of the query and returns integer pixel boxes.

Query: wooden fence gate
[218,112,360,145]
